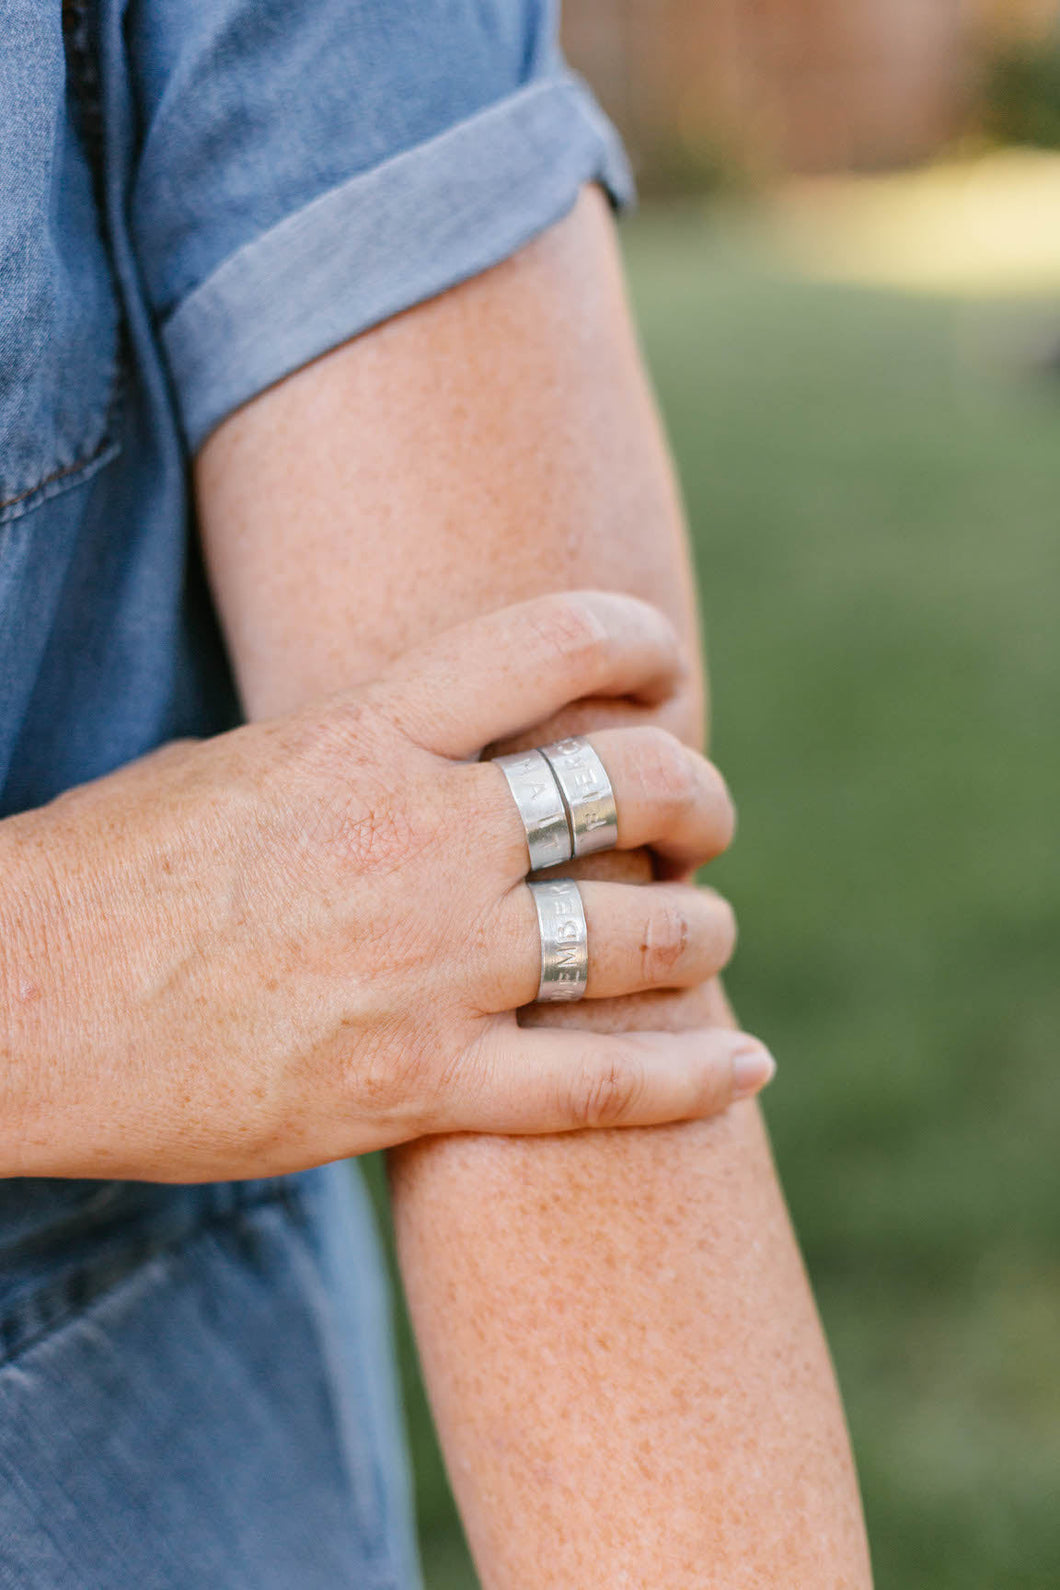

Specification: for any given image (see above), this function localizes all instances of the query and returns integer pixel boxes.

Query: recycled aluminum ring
[528,878,589,1002]
[539,736,619,858]
[493,749,573,872]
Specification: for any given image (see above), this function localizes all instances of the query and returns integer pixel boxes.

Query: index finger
[370,590,687,759]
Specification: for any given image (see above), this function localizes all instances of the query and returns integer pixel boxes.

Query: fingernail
[731,1042,776,1099]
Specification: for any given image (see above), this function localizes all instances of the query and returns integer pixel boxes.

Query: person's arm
[195,186,872,1586]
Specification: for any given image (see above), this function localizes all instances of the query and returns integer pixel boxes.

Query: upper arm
[126,0,682,726]
[125,0,634,567]
[194,186,706,741]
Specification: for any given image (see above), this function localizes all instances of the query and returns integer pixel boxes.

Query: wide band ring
[528,878,589,1001]
[493,749,573,872]
[539,736,619,858]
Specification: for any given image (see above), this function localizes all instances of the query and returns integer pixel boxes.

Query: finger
[483,880,737,1010]
[451,1022,775,1134]
[580,881,737,999]
[469,727,734,885]
[585,728,735,871]
[371,591,687,758]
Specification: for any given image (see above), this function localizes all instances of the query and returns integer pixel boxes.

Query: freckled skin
[196,187,872,1586]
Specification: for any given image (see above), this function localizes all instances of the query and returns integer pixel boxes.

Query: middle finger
[477,726,735,884]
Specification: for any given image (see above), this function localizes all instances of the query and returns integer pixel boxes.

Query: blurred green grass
[370,204,1060,1589]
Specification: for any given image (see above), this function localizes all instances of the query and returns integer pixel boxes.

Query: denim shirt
[1,0,630,808]
[0,3,630,1582]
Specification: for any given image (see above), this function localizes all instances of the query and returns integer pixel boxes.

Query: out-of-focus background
[369,3,1060,1585]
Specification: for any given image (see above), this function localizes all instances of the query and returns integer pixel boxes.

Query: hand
[0,591,773,1182]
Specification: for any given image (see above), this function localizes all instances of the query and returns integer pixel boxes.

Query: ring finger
[481,879,737,1010]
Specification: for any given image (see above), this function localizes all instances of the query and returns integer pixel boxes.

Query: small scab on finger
[641,902,690,983]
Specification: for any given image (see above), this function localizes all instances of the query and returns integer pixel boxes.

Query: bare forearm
[196,186,870,1584]
[391,736,867,1585]
[394,1097,866,1584]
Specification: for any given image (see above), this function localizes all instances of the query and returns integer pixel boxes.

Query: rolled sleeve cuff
[161,71,634,453]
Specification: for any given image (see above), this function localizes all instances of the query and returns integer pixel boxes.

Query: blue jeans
[0,1163,422,1587]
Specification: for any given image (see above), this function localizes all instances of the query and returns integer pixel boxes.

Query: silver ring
[539,737,618,858]
[528,878,588,1002]
[493,750,573,872]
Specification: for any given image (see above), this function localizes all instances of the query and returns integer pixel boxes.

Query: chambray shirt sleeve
[125,0,634,453]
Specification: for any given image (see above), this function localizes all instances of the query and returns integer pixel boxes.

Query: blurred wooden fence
[561,0,1060,179]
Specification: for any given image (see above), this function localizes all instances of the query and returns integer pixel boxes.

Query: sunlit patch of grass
[766,149,1060,297]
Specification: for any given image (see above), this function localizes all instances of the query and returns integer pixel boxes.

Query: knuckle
[688,1057,729,1119]
[435,767,526,904]
[635,726,697,811]
[641,898,691,982]
[527,594,610,682]
[570,1049,643,1129]
[469,765,528,878]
